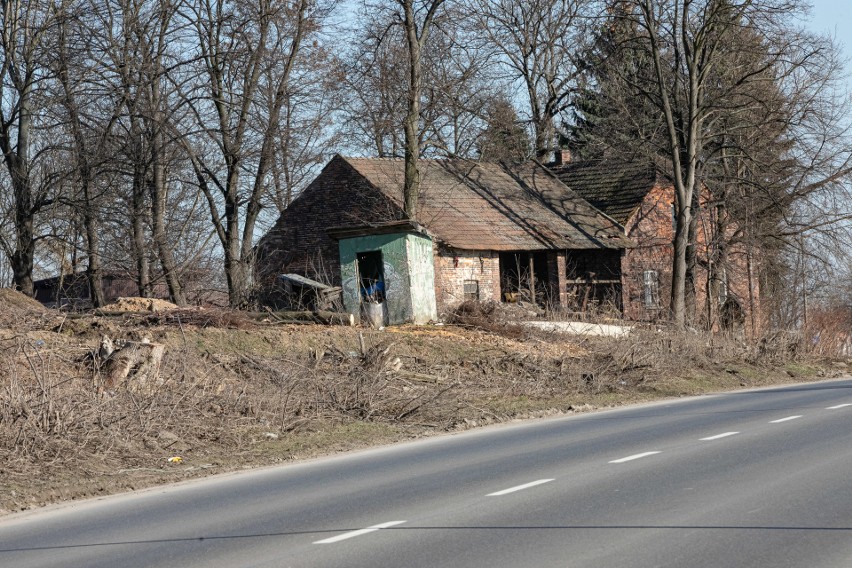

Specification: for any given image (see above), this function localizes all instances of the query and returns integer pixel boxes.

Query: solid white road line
[770,415,802,423]
[827,403,852,410]
[609,451,661,464]
[313,521,407,544]
[700,432,739,441]
[487,479,555,496]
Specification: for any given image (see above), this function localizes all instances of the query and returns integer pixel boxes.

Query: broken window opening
[643,270,660,309]
[463,280,480,301]
[565,250,623,313]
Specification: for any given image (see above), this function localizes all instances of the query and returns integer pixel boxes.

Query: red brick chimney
[553,148,572,166]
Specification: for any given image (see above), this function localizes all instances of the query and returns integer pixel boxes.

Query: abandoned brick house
[552,157,760,332]
[32,270,226,309]
[33,272,168,309]
[255,155,632,324]
[255,154,759,330]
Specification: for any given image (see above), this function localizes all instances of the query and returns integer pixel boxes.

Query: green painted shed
[329,221,438,325]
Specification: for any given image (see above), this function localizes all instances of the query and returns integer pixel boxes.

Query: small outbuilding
[328,221,438,326]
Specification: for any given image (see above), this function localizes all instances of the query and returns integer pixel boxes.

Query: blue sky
[807,0,852,79]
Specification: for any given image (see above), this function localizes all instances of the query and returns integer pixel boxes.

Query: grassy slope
[0,296,844,515]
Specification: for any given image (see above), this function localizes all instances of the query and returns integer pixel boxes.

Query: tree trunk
[9,106,35,297]
[10,206,35,297]
[670,200,690,325]
[402,0,423,220]
[83,187,106,308]
[399,0,445,218]
[684,189,700,323]
[131,151,152,298]
[224,169,247,307]
[224,247,248,308]
[533,114,554,161]
[150,111,186,306]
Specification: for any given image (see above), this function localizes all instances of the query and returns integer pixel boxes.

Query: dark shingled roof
[341,156,632,251]
[551,161,659,225]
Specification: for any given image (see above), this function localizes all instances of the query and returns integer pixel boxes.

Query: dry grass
[0,292,841,515]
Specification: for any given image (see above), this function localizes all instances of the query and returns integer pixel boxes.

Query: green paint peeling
[339,232,437,325]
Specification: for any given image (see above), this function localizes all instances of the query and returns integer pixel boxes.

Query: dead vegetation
[0,291,842,515]
[447,300,529,337]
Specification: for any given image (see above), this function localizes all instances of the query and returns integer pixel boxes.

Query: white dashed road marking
[609,451,661,464]
[488,479,554,496]
[313,521,407,544]
[700,432,739,441]
[314,397,841,545]
[770,415,802,423]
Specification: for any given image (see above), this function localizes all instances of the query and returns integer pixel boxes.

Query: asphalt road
[2,378,851,567]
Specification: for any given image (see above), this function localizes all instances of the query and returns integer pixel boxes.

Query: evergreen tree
[567,1,658,161]
[476,98,531,162]
[568,0,852,328]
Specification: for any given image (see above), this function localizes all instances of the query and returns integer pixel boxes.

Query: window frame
[463,279,480,301]
[642,270,660,309]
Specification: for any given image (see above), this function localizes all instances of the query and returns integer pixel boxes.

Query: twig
[396,382,457,421]
[393,369,446,384]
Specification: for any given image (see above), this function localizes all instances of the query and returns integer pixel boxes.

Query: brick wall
[695,207,761,335]
[433,245,501,314]
[621,182,760,334]
[621,183,674,321]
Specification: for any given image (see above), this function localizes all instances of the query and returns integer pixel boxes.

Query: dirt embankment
[101,297,179,312]
[0,291,843,515]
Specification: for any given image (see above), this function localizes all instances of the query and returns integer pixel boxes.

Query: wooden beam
[528,253,535,303]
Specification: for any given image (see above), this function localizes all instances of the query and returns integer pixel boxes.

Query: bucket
[362,302,387,328]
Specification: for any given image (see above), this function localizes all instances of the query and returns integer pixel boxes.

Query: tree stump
[99,337,165,391]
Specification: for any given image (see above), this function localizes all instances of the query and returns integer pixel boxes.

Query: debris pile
[101,297,179,312]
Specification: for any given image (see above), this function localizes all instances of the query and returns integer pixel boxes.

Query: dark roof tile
[551,161,659,225]
[342,157,631,250]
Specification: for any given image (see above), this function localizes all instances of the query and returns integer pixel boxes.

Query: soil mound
[0,288,47,312]
[0,288,50,328]
[102,297,178,312]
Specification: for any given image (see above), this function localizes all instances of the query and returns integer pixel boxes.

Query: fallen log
[393,369,447,384]
[249,310,355,326]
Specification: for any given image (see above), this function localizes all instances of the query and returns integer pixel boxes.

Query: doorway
[499,251,549,304]
[357,250,385,303]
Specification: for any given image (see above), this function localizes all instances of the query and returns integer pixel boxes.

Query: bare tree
[85,0,193,305]
[421,19,495,158]
[180,0,331,307]
[139,0,187,305]
[571,0,852,328]
[51,0,127,307]
[470,0,590,160]
[344,5,490,161]
[0,0,60,296]
[54,7,103,305]
[263,47,343,213]
[343,16,409,157]
[394,0,447,218]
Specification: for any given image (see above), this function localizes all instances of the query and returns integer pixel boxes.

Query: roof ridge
[340,155,458,163]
